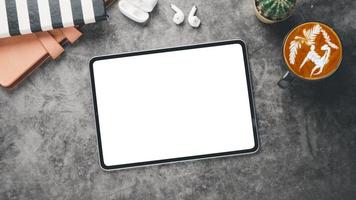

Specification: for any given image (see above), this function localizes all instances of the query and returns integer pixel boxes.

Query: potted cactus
[254,0,297,23]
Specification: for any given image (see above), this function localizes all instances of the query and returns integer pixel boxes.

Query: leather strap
[60,27,82,44]
[35,32,64,59]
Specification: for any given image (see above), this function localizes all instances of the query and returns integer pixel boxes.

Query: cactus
[255,0,296,22]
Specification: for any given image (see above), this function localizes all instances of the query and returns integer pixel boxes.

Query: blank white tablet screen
[92,42,256,167]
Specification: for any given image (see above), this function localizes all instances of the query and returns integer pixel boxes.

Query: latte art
[283,22,342,80]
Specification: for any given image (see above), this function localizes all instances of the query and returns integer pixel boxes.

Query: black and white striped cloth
[0,0,106,38]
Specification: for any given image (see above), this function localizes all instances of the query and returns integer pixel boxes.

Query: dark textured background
[1,0,356,199]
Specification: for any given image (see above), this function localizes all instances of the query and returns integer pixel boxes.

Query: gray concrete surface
[1,0,356,199]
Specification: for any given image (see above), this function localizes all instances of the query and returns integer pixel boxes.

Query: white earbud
[188,5,201,28]
[170,4,184,25]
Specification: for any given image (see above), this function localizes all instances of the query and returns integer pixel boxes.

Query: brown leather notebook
[0,28,82,88]
[0,0,116,89]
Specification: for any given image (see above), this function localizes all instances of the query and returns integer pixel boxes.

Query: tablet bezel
[90,40,259,170]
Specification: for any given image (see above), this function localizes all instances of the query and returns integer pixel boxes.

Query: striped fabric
[0,0,106,38]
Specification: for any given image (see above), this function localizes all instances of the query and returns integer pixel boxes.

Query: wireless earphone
[170,4,184,25]
[188,5,201,28]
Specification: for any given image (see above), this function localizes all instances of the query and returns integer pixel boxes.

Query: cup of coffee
[278,22,343,88]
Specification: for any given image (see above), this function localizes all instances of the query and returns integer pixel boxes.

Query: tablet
[90,40,259,170]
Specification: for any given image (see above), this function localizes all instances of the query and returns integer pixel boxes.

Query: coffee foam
[283,22,342,80]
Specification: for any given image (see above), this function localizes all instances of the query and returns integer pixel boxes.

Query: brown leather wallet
[0,0,116,89]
